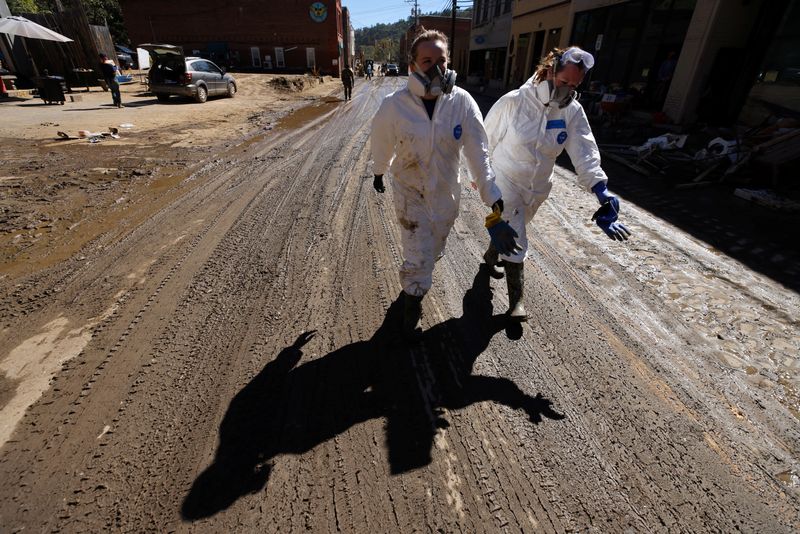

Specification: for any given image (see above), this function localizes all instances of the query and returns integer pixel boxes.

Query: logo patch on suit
[453,124,462,140]
[557,131,568,144]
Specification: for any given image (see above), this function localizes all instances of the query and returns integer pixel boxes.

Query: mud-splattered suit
[371,86,501,296]
[484,77,608,264]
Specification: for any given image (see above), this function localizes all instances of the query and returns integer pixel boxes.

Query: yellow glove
[484,201,503,228]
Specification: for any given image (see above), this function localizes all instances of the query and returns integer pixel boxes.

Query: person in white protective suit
[371,29,520,336]
[483,46,631,322]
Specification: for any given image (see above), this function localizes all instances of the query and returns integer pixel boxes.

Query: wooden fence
[7,0,115,89]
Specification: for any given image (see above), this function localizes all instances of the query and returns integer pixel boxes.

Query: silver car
[141,44,237,103]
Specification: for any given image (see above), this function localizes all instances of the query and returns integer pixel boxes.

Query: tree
[82,0,128,44]
[374,37,398,63]
[7,0,42,13]
[7,0,129,45]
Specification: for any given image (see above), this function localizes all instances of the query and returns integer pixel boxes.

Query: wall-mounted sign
[595,34,603,51]
[474,35,486,45]
[310,2,328,23]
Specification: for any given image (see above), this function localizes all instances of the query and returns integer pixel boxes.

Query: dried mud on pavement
[1,77,799,533]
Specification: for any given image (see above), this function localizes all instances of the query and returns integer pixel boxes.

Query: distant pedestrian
[99,53,121,108]
[341,64,354,101]
[654,51,677,106]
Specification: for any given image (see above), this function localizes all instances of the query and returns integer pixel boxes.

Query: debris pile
[55,126,125,143]
[268,75,321,93]
[598,118,800,207]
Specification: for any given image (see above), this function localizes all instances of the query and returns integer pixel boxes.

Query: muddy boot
[505,261,528,321]
[482,243,504,279]
[403,292,423,337]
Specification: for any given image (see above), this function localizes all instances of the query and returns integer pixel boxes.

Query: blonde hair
[533,47,589,82]
[409,28,449,63]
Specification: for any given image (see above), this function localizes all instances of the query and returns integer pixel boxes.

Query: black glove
[373,174,385,193]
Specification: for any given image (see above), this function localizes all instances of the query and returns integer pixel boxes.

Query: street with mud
[1,75,799,532]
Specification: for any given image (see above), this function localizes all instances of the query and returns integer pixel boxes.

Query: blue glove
[485,201,522,256]
[592,182,614,205]
[591,182,631,241]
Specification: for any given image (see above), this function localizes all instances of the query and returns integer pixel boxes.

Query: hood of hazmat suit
[371,86,501,296]
[484,76,608,207]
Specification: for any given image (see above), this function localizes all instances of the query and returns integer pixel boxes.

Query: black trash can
[38,76,66,104]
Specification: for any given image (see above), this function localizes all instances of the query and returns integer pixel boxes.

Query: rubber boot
[482,243,504,279]
[403,292,423,337]
[504,261,528,321]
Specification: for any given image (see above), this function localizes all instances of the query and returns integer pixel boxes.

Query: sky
[342,0,459,29]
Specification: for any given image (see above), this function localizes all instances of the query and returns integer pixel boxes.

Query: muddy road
[1,77,799,532]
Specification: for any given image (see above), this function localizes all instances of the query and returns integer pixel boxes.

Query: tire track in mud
[33,84,400,532]
[443,182,799,531]
[526,173,800,526]
[0,100,363,530]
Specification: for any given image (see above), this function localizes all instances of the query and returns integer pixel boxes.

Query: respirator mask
[536,46,595,108]
[536,79,576,108]
[408,63,457,97]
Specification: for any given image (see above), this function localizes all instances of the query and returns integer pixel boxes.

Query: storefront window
[571,0,696,110]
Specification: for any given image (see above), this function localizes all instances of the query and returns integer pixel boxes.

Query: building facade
[565,0,796,125]
[507,1,570,87]
[119,0,344,76]
[480,0,797,126]
[468,0,514,88]
[342,7,355,69]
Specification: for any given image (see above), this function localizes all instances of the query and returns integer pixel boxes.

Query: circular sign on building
[310,2,328,23]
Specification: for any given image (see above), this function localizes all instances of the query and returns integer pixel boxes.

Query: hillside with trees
[354,7,471,62]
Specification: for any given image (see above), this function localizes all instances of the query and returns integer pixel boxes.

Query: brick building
[119,0,344,76]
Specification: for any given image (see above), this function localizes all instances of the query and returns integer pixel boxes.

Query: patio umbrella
[0,16,73,78]
[0,16,73,42]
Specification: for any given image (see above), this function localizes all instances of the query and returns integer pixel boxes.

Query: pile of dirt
[269,75,322,92]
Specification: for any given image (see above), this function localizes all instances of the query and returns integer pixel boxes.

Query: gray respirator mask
[537,78,577,108]
[409,63,457,97]
[536,47,596,108]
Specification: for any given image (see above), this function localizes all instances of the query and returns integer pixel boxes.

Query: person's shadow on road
[181,265,565,520]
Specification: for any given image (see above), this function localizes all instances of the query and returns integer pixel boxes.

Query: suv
[386,63,399,76]
[141,44,237,103]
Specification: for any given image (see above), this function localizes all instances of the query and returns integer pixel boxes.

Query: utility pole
[405,0,420,70]
[451,0,456,65]
[406,0,419,27]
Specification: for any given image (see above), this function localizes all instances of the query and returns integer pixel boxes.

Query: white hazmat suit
[371,86,501,296]
[485,77,608,263]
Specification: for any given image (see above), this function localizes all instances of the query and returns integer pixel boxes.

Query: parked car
[141,43,237,103]
[115,45,137,69]
[386,63,399,76]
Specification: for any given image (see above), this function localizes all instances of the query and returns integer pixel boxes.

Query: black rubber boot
[504,261,528,321]
[482,243,505,279]
[403,292,424,337]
